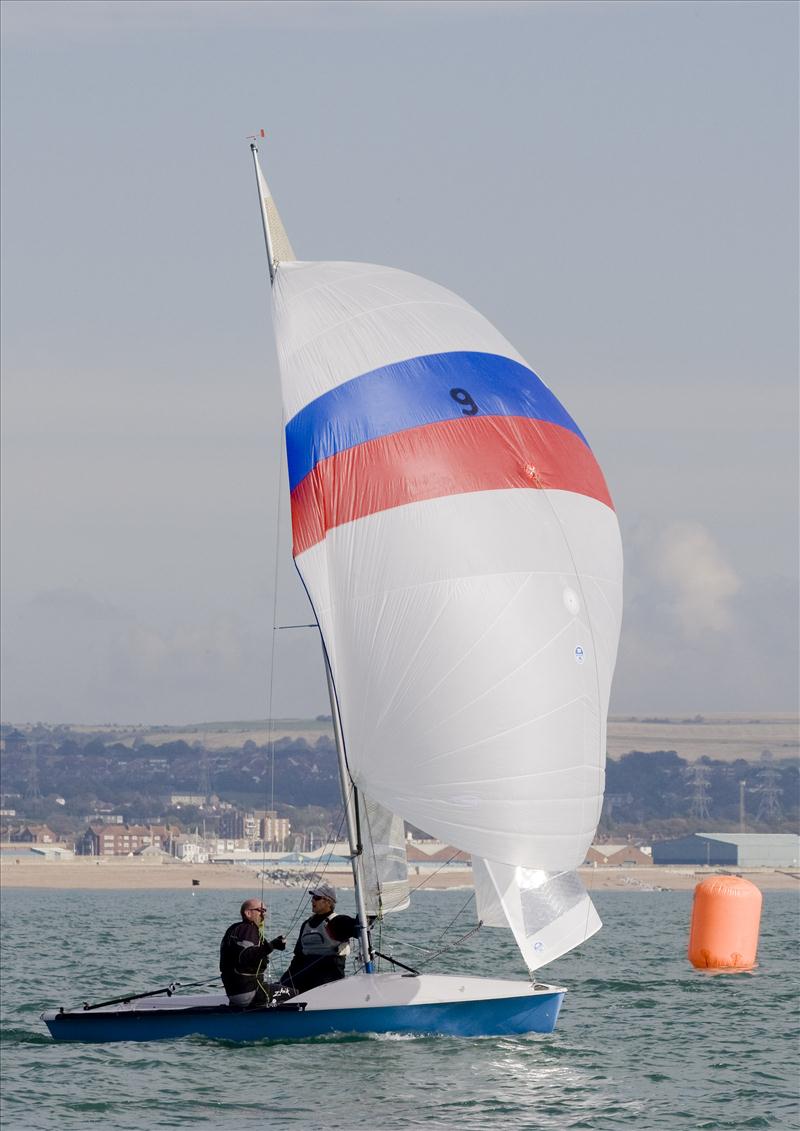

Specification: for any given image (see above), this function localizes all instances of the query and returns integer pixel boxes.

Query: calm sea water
[1,886,797,1130]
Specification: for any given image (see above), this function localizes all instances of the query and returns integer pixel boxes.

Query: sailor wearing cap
[279,883,362,995]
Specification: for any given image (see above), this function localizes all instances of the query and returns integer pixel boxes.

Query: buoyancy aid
[298,914,351,958]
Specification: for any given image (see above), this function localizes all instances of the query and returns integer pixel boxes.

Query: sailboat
[42,143,622,1043]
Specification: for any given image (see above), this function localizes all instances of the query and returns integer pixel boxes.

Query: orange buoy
[688,875,762,970]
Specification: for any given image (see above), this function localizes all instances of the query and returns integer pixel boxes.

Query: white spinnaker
[472,857,601,972]
[272,261,526,420]
[294,487,621,872]
[271,259,623,876]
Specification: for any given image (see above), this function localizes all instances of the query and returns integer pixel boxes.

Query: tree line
[1,728,796,839]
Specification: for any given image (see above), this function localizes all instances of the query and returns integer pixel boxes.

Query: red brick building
[10,824,57,844]
[78,823,169,856]
[585,844,652,866]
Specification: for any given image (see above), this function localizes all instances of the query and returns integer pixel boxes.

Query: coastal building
[132,843,173,861]
[208,838,249,856]
[1,729,27,753]
[425,845,471,864]
[406,841,471,874]
[259,812,291,848]
[9,824,57,844]
[652,832,800,868]
[169,793,207,807]
[170,837,210,864]
[217,810,255,840]
[218,809,290,848]
[77,823,169,856]
[0,810,17,840]
[585,844,652,866]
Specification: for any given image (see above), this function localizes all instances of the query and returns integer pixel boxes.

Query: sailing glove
[270,935,287,951]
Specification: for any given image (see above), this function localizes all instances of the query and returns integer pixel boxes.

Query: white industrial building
[652,832,799,867]
[699,833,799,867]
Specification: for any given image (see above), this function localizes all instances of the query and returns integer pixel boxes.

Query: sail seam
[282,299,470,355]
[276,264,422,300]
[400,599,576,735]
[346,567,619,604]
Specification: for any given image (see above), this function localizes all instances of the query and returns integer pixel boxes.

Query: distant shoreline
[4,712,797,764]
[2,857,797,892]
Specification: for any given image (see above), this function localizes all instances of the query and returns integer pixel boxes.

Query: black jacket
[280,913,361,995]
[219,920,283,997]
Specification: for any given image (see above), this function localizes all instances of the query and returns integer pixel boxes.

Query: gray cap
[308,882,337,904]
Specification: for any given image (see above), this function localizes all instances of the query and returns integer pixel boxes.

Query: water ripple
[1,890,797,1131]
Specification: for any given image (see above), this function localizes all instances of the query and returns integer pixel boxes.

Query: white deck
[46,973,564,1019]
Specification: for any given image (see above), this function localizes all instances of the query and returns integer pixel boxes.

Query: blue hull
[43,991,564,1043]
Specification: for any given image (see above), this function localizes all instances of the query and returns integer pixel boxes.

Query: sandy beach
[1,856,797,892]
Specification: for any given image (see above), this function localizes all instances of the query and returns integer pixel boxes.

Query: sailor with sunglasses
[219,898,287,1007]
[279,883,363,996]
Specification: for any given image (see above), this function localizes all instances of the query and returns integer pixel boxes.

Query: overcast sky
[1,0,797,725]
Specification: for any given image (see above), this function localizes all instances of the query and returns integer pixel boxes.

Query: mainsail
[266,198,623,971]
[357,793,410,916]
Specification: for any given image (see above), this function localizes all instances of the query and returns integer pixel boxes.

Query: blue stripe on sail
[285,351,588,491]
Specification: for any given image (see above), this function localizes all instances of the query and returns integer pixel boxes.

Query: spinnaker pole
[324,656,375,973]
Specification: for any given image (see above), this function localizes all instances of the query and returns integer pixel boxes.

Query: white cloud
[654,521,741,637]
[610,519,797,715]
[122,620,243,678]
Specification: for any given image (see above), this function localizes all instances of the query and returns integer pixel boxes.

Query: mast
[249,140,373,971]
[250,143,276,283]
[250,141,296,285]
[324,657,374,973]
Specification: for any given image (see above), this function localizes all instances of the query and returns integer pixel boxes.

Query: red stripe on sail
[290,415,614,557]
